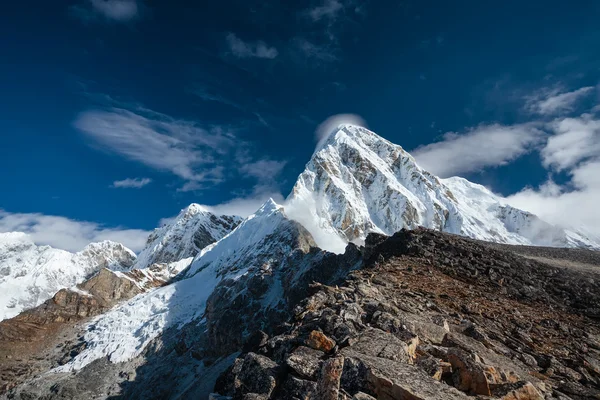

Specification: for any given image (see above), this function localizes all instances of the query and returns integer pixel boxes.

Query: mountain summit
[287,124,598,251]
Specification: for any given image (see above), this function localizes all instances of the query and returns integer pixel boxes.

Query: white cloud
[541,114,600,170]
[111,177,152,189]
[506,167,600,237]
[506,113,600,237]
[526,86,594,116]
[413,123,543,177]
[0,210,150,253]
[72,0,141,23]
[226,33,278,59]
[74,107,232,189]
[74,102,287,193]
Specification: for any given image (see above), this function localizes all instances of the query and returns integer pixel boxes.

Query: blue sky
[1,0,600,251]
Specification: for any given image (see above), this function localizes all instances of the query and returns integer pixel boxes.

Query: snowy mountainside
[442,176,597,248]
[0,232,136,321]
[286,124,599,250]
[133,203,241,270]
[59,199,321,371]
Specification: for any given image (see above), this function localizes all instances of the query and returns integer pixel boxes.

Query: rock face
[0,233,136,321]
[214,228,600,400]
[287,124,598,251]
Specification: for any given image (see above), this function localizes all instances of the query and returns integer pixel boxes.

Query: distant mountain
[134,203,242,271]
[287,124,598,251]
[0,232,135,321]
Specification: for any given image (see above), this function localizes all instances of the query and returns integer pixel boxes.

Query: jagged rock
[446,348,498,396]
[236,353,280,397]
[342,350,469,399]
[285,346,324,380]
[316,356,344,400]
[343,328,411,363]
[415,353,451,381]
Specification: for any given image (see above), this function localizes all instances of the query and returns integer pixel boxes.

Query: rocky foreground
[213,229,600,399]
[2,228,600,399]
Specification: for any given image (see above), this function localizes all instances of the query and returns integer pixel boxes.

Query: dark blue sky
[1,0,600,246]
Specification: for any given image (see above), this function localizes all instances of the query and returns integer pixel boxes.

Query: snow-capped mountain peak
[133,203,242,271]
[288,124,599,250]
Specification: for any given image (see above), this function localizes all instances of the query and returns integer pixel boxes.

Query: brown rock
[306,330,336,352]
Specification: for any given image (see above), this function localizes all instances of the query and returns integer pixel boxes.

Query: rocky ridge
[213,229,600,400]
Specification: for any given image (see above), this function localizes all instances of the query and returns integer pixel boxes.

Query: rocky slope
[213,229,600,400]
[287,125,598,251]
[0,233,136,321]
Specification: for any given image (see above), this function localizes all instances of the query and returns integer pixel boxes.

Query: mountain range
[1,125,599,399]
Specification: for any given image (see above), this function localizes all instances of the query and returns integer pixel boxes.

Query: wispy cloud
[74,99,286,193]
[307,0,344,21]
[74,107,229,186]
[0,210,150,252]
[111,177,152,189]
[226,33,278,59]
[71,0,142,23]
[525,86,595,116]
[413,123,543,177]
